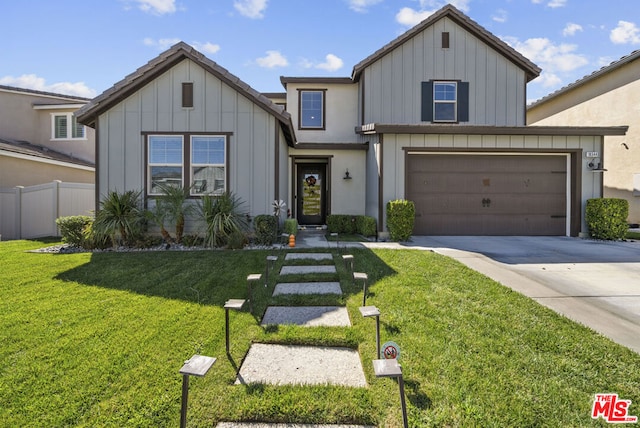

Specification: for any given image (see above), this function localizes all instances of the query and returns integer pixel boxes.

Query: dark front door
[297,164,326,225]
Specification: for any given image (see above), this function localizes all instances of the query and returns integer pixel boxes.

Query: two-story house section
[0,85,95,189]
[280,77,367,225]
[348,4,625,236]
[78,5,627,238]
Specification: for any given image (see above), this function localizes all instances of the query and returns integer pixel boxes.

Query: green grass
[1,240,639,427]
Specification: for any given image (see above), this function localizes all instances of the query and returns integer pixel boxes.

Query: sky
[2,0,640,104]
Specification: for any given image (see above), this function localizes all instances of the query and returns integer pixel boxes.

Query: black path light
[359,305,381,359]
[179,355,216,428]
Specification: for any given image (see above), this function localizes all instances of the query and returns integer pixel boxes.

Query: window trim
[297,89,326,130]
[433,81,458,123]
[51,112,86,140]
[144,132,231,198]
[147,134,185,196]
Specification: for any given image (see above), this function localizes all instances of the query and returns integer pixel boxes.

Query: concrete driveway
[400,236,640,354]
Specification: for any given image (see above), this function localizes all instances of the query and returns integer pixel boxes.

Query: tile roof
[0,137,94,168]
[528,49,640,108]
[0,84,91,102]
[75,42,296,146]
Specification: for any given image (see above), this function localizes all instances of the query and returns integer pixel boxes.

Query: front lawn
[1,239,638,427]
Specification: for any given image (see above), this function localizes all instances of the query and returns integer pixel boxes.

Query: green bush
[56,216,93,246]
[254,215,278,245]
[197,191,249,248]
[386,199,415,242]
[586,198,629,240]
[93,190,146,247]
[355,215,377,237]
[327,214,377,237]
[283,218,298,236]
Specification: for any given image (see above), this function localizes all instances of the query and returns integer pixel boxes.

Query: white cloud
[347,0,382,13]
[505,37,588,73]
[536,72,562,88]
[143,37,181,50]
[547,0,567,8]
[193,42,221,55]
[396,7,435,27]
[0,74,97,98]
[315,54,344,72]
[610,21,640,45]
[234,0,267,19]
[562,23,582,37]
[396,0,470,27]
[492,9,508,23]
[133,0,176,15]
[256,50,288,68]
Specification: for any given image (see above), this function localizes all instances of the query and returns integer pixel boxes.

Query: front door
[297,164,326,225]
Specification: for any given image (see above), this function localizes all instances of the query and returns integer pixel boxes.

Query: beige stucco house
[528,50,640,225]
[0,85,95,189]
[77,4,627,237]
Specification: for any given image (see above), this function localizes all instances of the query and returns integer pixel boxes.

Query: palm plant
[155,184,194,244]
[197,191,249,248]
[93,190,145,247]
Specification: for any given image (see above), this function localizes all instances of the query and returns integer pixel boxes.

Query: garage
[406,153,568,235]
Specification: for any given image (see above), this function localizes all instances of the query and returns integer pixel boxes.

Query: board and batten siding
[361,16,527,127]
[97,58,283,217]
[377,134,602,235]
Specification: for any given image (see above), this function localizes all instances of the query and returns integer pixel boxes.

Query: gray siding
[98,58,282,216]
[361,17,527,126]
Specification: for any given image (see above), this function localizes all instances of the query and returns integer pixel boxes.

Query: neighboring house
[0,85,95,188]
[528,50,640,225]
[77,4,626,237]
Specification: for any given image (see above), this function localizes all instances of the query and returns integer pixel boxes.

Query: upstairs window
[52,113,85,140]
[433,81,458,122]
[421,80,469,123]
[299,90,325,129]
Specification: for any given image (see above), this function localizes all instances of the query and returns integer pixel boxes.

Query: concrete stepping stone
[235,343,367,387]
[285,253,333,261]
[273,282,342,296]
[280,265,336,275]
[261,306,351,327]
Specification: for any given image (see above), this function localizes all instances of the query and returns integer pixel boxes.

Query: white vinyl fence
[0,180,95,240]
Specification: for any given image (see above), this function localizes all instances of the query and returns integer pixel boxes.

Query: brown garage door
[406,154,567,235]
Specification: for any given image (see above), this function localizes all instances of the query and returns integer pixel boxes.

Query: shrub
[56,216,93,247]
[386,199,415,242]
[356,215,377,237]
[254,215,278,245]
[283,218,298,236]
[586,198,629,240]
[93,190,146,247]
[197,191,249,248]
[327,214,376,237]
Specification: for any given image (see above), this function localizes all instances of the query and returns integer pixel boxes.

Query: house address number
[586,151,599,158]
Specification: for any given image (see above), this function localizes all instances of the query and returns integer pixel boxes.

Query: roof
[0,84,90,103]
[75,42,296,146]
[528,49,640,109]
[280,77,354,88]
[0,137,95,168]
[356,123,628,137]
[351,4,541,83]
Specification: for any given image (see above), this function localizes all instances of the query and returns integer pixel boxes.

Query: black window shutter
[421,81,433,122]
[457,81,469,122]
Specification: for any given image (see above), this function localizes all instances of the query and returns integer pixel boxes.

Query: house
[77,4,626,238]
[528,50,640,225]
[0,85,95,189]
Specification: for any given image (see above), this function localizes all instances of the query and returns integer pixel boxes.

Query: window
[148,135,184,194]
[52,113,85,139]
[191,136,226,196]
[146,134,227,196]
[421,80,469,123]
[299,90,325,129]
[433,81,457,122]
